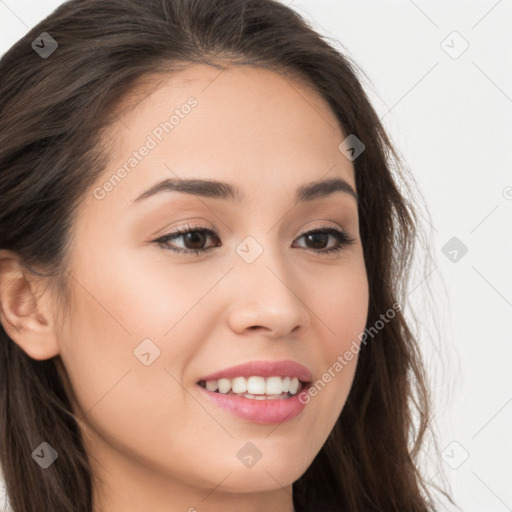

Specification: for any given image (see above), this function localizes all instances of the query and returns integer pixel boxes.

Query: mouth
[197,375,310,400]
[196,360,313,424]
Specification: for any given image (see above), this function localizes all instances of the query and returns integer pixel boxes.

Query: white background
[1,1,511,511]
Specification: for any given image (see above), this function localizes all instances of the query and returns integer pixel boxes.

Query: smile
[198,375,304,399]
[196,360,313,424]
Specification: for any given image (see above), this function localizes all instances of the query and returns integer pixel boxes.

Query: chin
[215,467,301,494]
[211,449,311,493]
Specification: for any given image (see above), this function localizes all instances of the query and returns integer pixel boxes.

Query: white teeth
[217,378,231,394]
[265,376,283,395]
[201,375,304,397]
[231,376,247,394]
[205,380,218,392]
[247,376,266,394]
[289,377,300,394]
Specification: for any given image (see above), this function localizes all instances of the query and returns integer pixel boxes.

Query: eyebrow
[132,176,358,205]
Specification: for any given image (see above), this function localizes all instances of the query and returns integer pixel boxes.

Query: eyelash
[153,223,356,257]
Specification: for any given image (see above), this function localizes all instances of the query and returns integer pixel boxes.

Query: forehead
[93,63,354,210]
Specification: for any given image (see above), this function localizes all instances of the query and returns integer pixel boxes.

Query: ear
[0,250,60,360]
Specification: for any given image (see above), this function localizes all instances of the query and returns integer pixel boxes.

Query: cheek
[56,247,219,447]
[56,271,215,480]
[300,256,368,422]
[310,257,369,359]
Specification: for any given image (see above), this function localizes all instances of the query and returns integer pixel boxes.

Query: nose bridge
[226,231,310,335]
[235,231,292,294]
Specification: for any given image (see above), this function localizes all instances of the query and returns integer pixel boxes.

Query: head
[0,1,439,511]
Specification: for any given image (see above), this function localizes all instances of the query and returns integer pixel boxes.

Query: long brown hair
[0,0,451,510]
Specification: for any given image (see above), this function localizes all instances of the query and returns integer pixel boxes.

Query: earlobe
[0,250,61,360]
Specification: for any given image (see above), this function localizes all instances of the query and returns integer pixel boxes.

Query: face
[54,64,369,509]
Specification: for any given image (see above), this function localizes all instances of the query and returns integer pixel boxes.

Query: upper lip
[198,360,313,383]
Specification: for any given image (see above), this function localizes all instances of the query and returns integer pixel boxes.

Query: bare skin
[0,64,369,512]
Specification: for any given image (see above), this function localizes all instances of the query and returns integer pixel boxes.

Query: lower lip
[197,385,310,424]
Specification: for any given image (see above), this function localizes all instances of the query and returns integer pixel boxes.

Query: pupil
[307,233,327,249]
[185,231,205,249]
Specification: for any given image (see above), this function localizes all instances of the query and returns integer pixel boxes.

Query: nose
[225,244,311,339]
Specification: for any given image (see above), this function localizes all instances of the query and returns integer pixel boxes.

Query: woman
[0,0,451,510]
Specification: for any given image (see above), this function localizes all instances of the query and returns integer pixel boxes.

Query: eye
[293,227,356,255]
[153,223,221,256]
[153,224,356,257]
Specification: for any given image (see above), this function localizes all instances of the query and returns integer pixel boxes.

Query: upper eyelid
[159,217,350,235]
[158,224,217,238]
[156,223,348,239]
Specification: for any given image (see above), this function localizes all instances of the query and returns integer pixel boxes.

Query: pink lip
[198,386,311,424]
[197,359,313,382]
